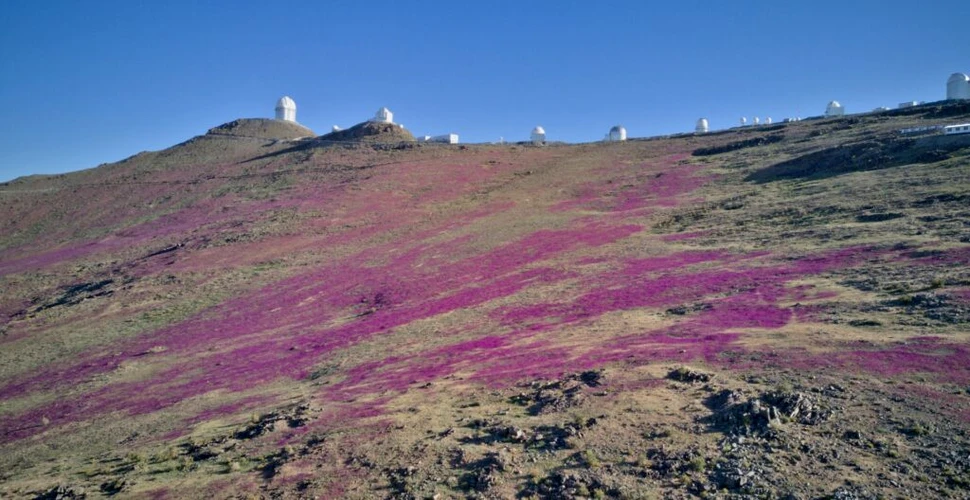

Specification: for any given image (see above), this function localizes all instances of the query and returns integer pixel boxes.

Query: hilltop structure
[740,117,747,126]
[825,101,845,117]
[607,125,627,142]
[420,134,459,144]
[275,96,297,122]
[696,118,709,133]
[531,126,546,145]
[948,73,970,100]
[373,107,394,124]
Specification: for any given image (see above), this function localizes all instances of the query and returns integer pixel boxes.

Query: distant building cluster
[271,98,459,144]
[271,72,968,145]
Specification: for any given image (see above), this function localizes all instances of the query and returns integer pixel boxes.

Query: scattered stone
[520,470,615,499]
[98,478,126,496]
[233,403,311,440]
[668,366,716,384]
[705,389,830,436]
[34,485,86,499]
[512,371,603,415]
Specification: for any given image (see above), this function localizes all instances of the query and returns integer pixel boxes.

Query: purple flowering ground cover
[2,109,970,498]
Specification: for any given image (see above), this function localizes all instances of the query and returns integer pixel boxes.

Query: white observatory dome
[695,118,709,133]
[947,73,970,100]
[275,96,297,122]
[825,101,845,117]
[740,117,747,126]
[608,125,627,141]
[531,126,546,145]
[374,107,394,123]
[765,117,772,124]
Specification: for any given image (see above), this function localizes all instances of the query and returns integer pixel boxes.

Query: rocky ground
[1,102,969,499]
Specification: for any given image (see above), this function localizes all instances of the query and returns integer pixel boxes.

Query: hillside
[1,103,970,499]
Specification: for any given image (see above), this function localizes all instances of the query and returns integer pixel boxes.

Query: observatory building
[947,73,970,100]
[275,96,297,122]
[607,125,627,141]
[825,101,845,117]
[373,107,394,124]
[740,117,747,126]
[696,118,709,133]
[531,126,546,145]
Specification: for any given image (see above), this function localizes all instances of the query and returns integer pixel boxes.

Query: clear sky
[0,0,967,181]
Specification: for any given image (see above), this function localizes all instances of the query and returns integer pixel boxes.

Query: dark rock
[33,485,86,500]
[668,366,715,383]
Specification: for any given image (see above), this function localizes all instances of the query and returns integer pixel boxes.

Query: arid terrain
[2,103,970,499]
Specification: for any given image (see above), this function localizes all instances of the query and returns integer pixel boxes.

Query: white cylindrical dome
[947,73,970,100]
[275,96,297,122]
[753,117,760,125]
[374,107,394,123]
[765,117,772,124]
[608,125,627,141]
[740,117,747,126]
[332,125,341,132]
[531,126,546,145]
[695,118,709,133]
[825,100,844,117]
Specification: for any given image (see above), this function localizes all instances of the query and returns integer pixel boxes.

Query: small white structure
[765,117,773,125]
[430,133,459,144]
[898,101,920,109]
[531,126,546,145]
[873,106,890,112]
[695,118,709,133]
[944,123,970,136]
[825,101,845,117]
[753,117,761,125]
[607,125,627,141]
[373,107,394,124]
[740,117,747,126]
[946,73,970,100]
[332,125,341,133]
[275,96,297,122]
[899,125,944,136]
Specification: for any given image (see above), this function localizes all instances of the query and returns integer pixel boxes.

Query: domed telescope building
[531,126,546,145]
[696,118,709,133]
[607,125,627,141]
[373,107,394,124]
[275,96,297,122]
[825,101,845,117]
[947,73,970,100]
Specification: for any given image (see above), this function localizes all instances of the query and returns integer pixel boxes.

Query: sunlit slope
[1,103,969,499]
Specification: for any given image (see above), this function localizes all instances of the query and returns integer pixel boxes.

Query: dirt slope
[1,103,970,499]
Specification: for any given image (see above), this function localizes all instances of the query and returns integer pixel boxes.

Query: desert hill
[1,104,969,499]
[206,118,315,140]
[318,120,417,144]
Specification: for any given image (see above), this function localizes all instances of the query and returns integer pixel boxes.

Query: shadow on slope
[745,137,967,183]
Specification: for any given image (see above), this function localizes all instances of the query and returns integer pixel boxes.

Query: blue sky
[0,0,967,181]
